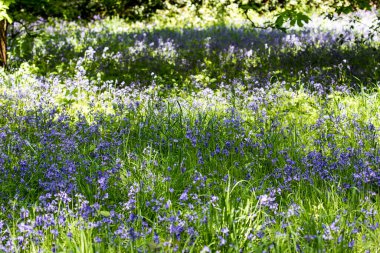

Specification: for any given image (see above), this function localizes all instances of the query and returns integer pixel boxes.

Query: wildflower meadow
[0,1,380,252]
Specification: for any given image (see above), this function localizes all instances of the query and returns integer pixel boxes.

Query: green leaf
[239,4,251,11]
[296,12,310,27]
[290,18,296,26]
[239,3,261,11]
[0,0,14,23]
[357,0,371,10]
[99,210,110,217]
[275,15,284,28]
[337,6,354,15]
[2,12,12,23]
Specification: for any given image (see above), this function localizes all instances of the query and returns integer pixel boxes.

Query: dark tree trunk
[0,19,7,68]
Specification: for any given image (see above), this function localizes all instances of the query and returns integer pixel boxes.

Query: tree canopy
[2,0,379,26]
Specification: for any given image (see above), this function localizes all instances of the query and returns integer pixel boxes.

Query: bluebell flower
[200,246,211,253]
[218,236,226,246]
[221,227,229,236]
[179,189,188,202]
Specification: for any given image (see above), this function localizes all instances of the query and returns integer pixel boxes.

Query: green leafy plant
[0,0,14,23]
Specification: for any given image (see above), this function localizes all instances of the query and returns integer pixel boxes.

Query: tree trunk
[0,19,8,68]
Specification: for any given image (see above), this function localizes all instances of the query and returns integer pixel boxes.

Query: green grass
[0,6,380,253]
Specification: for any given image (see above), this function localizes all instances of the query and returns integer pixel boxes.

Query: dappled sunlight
[1,1,380,252]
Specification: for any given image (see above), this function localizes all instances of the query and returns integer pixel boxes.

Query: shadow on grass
[8,24,380,90]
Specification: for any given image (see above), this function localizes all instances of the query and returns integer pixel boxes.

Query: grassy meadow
[1,5,380,252]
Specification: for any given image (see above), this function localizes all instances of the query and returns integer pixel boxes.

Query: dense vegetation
[0,1,380,252]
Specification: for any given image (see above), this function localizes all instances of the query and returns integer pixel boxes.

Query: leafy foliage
[7,0,186,22]
[274,9,311,31]
[0,0,14,23]
[238,0,378,31]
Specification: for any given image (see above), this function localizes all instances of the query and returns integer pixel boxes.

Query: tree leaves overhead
[239,0,377,31]
[0,0,15,23]
[1,0,379,33]
[275,10,311,28]
[7,0,168,22]
[239,2,262,12]
[334,0,373,15]
[332,1,374,17]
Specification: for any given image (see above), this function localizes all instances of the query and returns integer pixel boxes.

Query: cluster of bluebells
[0,8,380,252]
[1,69,380,251]
[7,8,380,91]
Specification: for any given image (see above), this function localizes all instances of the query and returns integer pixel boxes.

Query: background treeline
[0,0,378,68]
[7,0,378,21]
